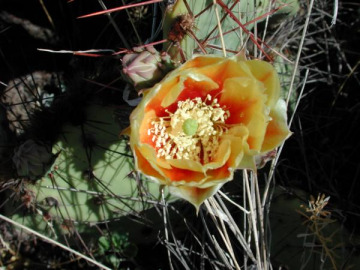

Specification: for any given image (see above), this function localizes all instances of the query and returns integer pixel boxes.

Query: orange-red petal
[134,146,165,181]
[159,166,206,183]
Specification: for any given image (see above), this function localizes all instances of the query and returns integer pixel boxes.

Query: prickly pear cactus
[0,0,306,268]
[29,104,165,224]
[8,103,169,240]
[163,0,300,60]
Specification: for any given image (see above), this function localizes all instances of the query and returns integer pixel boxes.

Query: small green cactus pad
[27,104,168,224]
[164,0,300,60]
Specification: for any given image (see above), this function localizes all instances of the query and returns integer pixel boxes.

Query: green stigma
[182,118,198,136]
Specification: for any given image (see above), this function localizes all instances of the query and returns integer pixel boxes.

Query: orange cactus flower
[125,55,291,209]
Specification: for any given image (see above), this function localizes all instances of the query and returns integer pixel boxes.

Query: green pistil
[182,118,198,136]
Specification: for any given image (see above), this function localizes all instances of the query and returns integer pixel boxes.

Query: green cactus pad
[164,0,300,60]
[27,104,169,224]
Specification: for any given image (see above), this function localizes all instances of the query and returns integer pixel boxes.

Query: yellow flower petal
[120,126,131,136]
[178,55,226,71]
[169,184,223,211]
[220,77,269,151]
[244,60,281,108]
[144,76,180,114]
[195,58,253,87]
[222,125,249,168]
[134,146,166,183]
[166,158,204,172]
[137,144,172,170]
[261,99,292,152]
[205,139,231,169]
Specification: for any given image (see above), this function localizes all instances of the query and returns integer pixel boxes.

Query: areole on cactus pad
[124,55,291,209]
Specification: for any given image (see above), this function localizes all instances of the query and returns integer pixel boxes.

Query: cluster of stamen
[148,95,230,163]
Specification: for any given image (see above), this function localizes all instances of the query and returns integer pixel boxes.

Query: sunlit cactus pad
[26,104,167,224]
[164,0,300,59]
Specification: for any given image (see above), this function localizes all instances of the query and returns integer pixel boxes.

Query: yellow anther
[148,96,230,162]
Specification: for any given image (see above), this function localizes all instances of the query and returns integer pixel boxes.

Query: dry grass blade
[331,0,338,26]
[0,214,112,270]
[287,0,315,106]
[214,193,256,262]
[162,188,175,270]
[243,170,263,269]
[252,172,268,269]
[207,197,240,269]
[332,60,360,106]
[212,0,227,57]
[263,69,309,207]
[218,190,249,214]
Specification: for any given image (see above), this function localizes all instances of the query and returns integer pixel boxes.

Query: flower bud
[122,46,175,91]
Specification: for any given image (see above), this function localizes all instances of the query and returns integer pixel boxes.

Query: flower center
[148,95,230,163]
